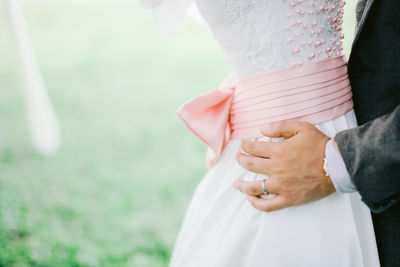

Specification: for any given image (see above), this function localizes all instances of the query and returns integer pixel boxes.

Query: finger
[236,152,272,175]
[233,178,278,196]
[246,195,289,212]
[242,140,279,158]
[260,121,310,139]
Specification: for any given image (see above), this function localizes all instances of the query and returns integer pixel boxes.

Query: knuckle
[274,165,286,175]
[301,121,313,130]
[244,141,256,153]
[237,154,248,166]
[304,121,313,128]
[248,186,259,195]
[246,158,255,168]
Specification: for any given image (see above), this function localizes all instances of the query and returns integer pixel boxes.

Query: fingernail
[233,180,240,188]
[260,124,271,134]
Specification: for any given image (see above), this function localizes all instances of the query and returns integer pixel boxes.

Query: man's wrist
[324,139,357,193]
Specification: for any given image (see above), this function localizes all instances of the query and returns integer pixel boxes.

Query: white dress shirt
[325,139,357,193]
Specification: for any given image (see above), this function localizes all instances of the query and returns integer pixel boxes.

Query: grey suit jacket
[335,0,400,266]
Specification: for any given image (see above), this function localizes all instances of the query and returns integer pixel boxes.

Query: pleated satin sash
[177,56,353,168]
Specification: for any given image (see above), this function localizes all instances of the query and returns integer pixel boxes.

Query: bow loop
[177,74,237,168]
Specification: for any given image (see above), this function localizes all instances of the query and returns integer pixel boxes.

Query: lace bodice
[194,0,346,80]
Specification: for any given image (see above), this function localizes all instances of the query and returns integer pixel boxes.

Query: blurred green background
[0,0,356,266]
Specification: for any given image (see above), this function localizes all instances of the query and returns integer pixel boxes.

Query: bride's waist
[229,55,354,140]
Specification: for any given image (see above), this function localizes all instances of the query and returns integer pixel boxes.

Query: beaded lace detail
[194,0,346,80]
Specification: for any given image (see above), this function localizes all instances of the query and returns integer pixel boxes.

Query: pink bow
[177,74,237,169]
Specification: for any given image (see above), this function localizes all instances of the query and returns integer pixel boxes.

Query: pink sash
[177,56,353,168]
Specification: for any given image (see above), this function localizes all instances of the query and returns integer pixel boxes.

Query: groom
[233,0,399,266]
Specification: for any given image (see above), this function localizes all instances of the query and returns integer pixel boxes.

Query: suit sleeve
[335,105,400,213]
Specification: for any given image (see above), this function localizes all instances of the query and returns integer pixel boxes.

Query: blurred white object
[139,0,213,40]
[187,3,212,36]
[4,0,61,156]
[138,0,192,38]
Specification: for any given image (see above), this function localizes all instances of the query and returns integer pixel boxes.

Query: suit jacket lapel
[352,0,375,49]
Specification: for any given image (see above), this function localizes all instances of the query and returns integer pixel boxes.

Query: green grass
[0,1,356,266]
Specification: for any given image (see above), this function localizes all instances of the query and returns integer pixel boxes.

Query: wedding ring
[261,179,268,195]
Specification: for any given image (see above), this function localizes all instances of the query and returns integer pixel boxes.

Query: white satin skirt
[169,110,380,267]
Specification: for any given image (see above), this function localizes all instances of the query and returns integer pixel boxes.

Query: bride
[140,0,380,266]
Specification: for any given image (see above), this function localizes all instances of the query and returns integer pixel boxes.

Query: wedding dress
[140,0,380,266]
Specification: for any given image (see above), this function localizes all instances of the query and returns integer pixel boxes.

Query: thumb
[260,121,305,138]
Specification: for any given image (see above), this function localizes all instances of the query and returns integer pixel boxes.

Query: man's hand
[234,121,336,212]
